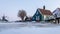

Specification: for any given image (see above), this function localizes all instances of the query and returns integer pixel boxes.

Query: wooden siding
[32,9,43,21]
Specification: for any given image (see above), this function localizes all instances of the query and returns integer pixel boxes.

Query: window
[36,16,39,20]
[36,11,38,15]
[55,14,57,18]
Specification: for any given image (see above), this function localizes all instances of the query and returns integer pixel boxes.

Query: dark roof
[38,8,52,15]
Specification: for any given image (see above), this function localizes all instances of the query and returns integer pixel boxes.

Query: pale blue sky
[0,0,60,21]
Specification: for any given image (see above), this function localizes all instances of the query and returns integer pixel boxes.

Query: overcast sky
[0,0,60,21]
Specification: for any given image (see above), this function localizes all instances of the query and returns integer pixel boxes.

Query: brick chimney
[43,5,45,10]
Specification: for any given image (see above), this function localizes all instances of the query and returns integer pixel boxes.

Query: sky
[0,0,60,21]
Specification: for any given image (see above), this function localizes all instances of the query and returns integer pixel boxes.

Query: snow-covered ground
[0,22,60,34]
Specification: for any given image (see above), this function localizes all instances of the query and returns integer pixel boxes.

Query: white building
[53,8,60,23]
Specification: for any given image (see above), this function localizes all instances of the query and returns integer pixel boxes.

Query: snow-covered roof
[53,8,60,18]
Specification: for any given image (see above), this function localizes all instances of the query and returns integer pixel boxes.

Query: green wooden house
[32,6,53,21]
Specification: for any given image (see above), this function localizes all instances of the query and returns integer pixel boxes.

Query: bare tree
[18,10,27,21]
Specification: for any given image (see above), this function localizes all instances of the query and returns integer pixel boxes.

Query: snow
[0,22,60,34]
[53,8,60,17]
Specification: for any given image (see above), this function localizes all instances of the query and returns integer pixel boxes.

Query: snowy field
[0,22,60,34]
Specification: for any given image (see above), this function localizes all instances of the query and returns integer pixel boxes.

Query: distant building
[1,15,8,22]
[32,6,53,21]
[25,16,32,21]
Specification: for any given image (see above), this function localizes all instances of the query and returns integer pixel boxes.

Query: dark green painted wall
[32,9,43,21]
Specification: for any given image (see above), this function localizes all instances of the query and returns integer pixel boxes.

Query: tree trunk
[21,17,24,21]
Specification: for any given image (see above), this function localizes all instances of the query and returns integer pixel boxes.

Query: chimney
[43,5,45,9]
